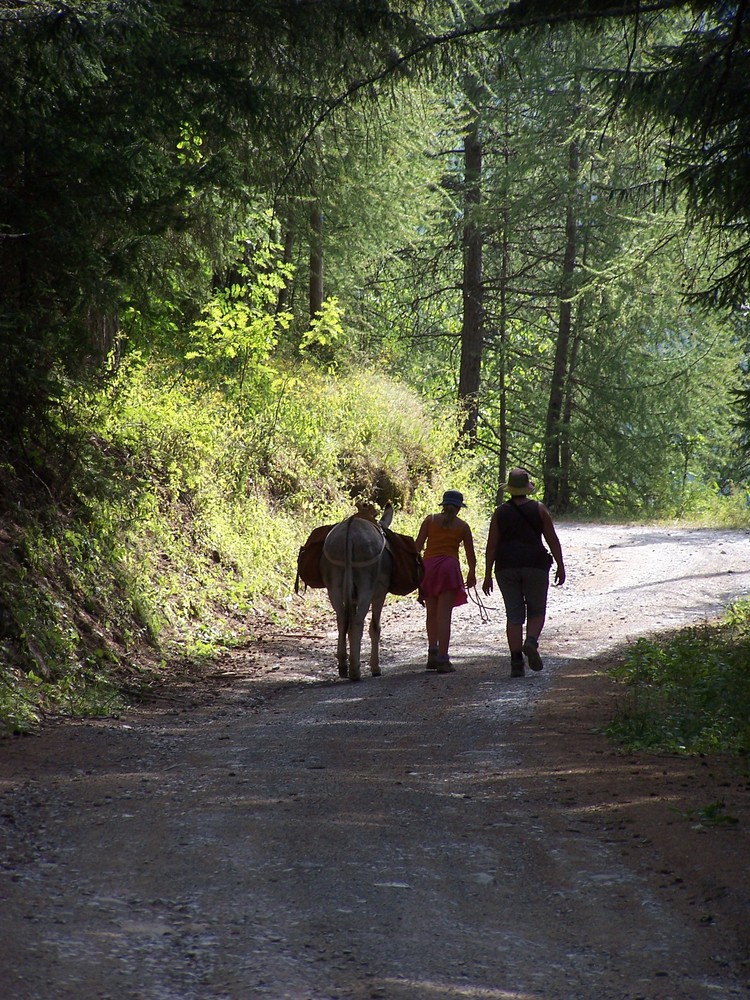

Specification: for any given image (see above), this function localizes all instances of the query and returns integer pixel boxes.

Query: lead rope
[468,586,492,624]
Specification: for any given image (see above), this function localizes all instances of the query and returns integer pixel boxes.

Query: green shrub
[0,347,472,732]
[606,603,750,754]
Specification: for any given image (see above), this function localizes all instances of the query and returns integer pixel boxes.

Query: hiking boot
[510,657,525,678]
[426,646,439,670]
[436,656,455,673]
[523,637,543,672]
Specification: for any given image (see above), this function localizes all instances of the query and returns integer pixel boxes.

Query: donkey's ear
[380,503,394,529]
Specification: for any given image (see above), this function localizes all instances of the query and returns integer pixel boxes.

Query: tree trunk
[544,129,580,510]
[458,81,484,444]
[309,205,324,320]
[559,312,582,512]
[559,222,590,511]
[84,309,120,362]
[277,222,295,314]
[495,199,511,504]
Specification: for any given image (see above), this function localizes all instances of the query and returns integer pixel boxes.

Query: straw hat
[500,468,536,496]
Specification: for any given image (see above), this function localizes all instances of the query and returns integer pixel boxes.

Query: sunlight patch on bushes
[678,480,750,528]
[0,341,471,732]
[99,356,464,628]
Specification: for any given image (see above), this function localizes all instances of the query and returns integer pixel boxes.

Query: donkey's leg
[331,596,349,677]
[347,600,365,681]
[368,589,387,677]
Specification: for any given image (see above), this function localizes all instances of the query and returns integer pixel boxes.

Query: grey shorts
[496,566,550,625]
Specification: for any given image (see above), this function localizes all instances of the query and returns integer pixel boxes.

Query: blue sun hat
[441,489,466,508]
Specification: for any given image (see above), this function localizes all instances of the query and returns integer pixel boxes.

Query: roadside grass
[606,599,750,755]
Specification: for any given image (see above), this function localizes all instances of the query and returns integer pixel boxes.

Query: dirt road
[1,523,750,999]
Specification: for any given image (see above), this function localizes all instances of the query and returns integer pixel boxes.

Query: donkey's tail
[344,516,356,624]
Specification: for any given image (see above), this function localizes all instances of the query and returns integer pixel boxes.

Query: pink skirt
[420,556,468,607]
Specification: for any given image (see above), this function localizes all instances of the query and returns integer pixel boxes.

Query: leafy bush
[0,498,146,734]
[679,481,750,528]
[0,346,469,732]
[606,602,750,754]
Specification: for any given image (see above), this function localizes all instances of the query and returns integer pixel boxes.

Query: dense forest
[2,0,750,730]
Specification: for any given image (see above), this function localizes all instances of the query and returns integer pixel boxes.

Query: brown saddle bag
[295,523,424,598]
[384,528,424,596]
[295,524,334,593]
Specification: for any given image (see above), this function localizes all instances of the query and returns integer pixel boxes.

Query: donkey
[321,504,394,681]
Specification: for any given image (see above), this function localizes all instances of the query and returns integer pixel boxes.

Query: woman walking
[415,489,476,673]
[482,469,565,677]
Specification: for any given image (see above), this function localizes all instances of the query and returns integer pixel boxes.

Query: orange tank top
[424,515,464,560]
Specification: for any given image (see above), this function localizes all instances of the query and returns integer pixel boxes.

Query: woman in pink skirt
[415,490,476,673]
